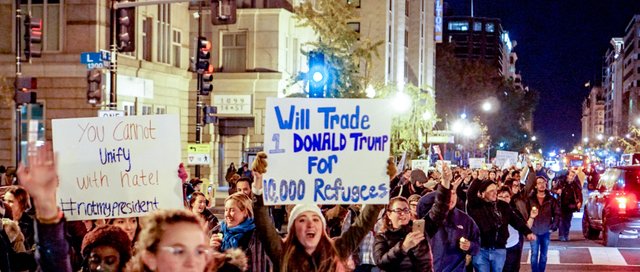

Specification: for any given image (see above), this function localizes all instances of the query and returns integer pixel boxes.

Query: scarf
[220,218,255,251]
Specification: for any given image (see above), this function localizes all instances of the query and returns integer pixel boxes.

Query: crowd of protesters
[0,143,591,272]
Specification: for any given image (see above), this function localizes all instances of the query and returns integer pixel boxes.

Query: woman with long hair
[4,186,34,250]
[107,217,141,247]
[190,191,219,233]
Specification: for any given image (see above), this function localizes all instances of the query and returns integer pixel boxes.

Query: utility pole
[195,1,204,178]
[14,0,22,168]
[109,0,118,110]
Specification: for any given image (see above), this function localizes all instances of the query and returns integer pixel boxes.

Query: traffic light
[14,76,37,104]
[211,0,237,25]
[201,66,213,96]
[307,51,329,98]
[116,3,135,52]
[203,106,218,124]
[87,69,103,105]
[196,37,213,96]
[23,15,42,61]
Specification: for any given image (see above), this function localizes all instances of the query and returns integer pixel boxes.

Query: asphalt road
[518,213,640,272]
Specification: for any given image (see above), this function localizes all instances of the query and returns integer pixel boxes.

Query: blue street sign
[80,52,102,64]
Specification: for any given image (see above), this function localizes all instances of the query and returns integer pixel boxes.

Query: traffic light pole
[194,1,204,178]
[109,0,118,110]
[14,0,23,168]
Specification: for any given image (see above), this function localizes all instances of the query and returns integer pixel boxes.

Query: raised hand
[252,171,263,191]
[16,142,59,219]
[402,231,425,252]
[441,163,453,189]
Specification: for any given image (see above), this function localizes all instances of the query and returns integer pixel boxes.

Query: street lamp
[365,85,376,98]
[583,137,589,143]
[392,91,411,113]
[596,134,604,141]
[482,101,492,112]
[531,135,537,141]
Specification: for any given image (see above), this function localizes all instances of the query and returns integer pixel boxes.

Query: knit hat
[478,180,496,193]
[81,225,132,265]
[287,204,327,234]
[410,169,428,184]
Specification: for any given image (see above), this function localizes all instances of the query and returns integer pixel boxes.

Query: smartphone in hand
[412,219,425,233]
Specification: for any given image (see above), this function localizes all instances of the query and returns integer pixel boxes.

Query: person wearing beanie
[252,172,384,272]
[81,224,132,272]
[390,169,428,198]
[466,171,535,272]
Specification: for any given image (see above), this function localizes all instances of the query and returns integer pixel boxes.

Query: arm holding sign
[16,143,72,272]
[251,171,284,271]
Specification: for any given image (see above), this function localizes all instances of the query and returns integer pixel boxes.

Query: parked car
[582,166,640,246]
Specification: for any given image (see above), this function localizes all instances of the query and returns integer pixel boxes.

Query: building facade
[581,86,605,142]
[0,0,194,170]
[603,37,624,137]
[622,15,640,130]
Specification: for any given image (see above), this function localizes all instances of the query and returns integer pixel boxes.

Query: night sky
[446,0,640,151]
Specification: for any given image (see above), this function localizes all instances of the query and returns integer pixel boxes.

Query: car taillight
[616,193,638,214]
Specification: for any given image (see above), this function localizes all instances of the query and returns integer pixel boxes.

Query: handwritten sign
[263,98,392,205]
[52,115,183,221]
[468,158,485,169]
[411,160,430,172]
[495,150,518,169]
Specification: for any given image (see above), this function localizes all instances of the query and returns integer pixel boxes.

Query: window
[485,22,495,33]
[123,102,136,116]
[347,22,361,34]
[389,0,392,11]
[221,32,247,72]
[156,4,171,64]
[347,0,360,8]
[172,29,182,68]
[141,105,153,115]
[405,0,409,16]
[155,105,167,115]
[20,0,62,51]
[142,17,152,61]
[404,30,408,47]
[19,103,45,164]
[473,22,482,31]
[448,21,469,31]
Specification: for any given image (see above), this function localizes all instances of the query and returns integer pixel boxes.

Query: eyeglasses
[160,246,212,259]
[389,208,410,215]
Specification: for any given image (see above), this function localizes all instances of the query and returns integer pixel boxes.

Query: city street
[520,212,640,271]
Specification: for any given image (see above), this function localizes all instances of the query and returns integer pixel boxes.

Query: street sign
[98,110,125,117]
[80,52,102,64]
[187,144,211,165]
[427,135,454,143]
[81,52,109,69]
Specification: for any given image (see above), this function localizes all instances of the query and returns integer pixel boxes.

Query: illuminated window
[19,103,45,164]
[473,22,482,31]
[448,21,469,31]
[485,22,495,33]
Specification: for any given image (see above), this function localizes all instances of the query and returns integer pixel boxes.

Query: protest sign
[411,160,429,172]
[262,98,392,205]
[468,158,485,169]
[495,150,518,169]
[52,115,183,221]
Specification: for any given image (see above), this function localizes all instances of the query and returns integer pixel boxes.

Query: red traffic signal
[24,15,42,60]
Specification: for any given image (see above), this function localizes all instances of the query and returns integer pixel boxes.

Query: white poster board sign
[263,98,392,205]
[469,158,485,169]
[411,160,430,172]
[495,150,518,169]
[52,115,183,221]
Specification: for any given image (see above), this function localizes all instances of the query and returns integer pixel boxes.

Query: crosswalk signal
[307,51,329,98]
[116,3,135,52]
[211,0,237,25]
[23,15,42,61]
[203,106,218,124]
[87,69,103,105]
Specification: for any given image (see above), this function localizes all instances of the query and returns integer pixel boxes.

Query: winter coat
[467,179,532,249]
[254,193,383,272]
[511,166,536,220]
[527,190,561,235]
[554,175,583,212]
[374,224,432,272]
[417,185,480,272]
[35,220,72,272]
